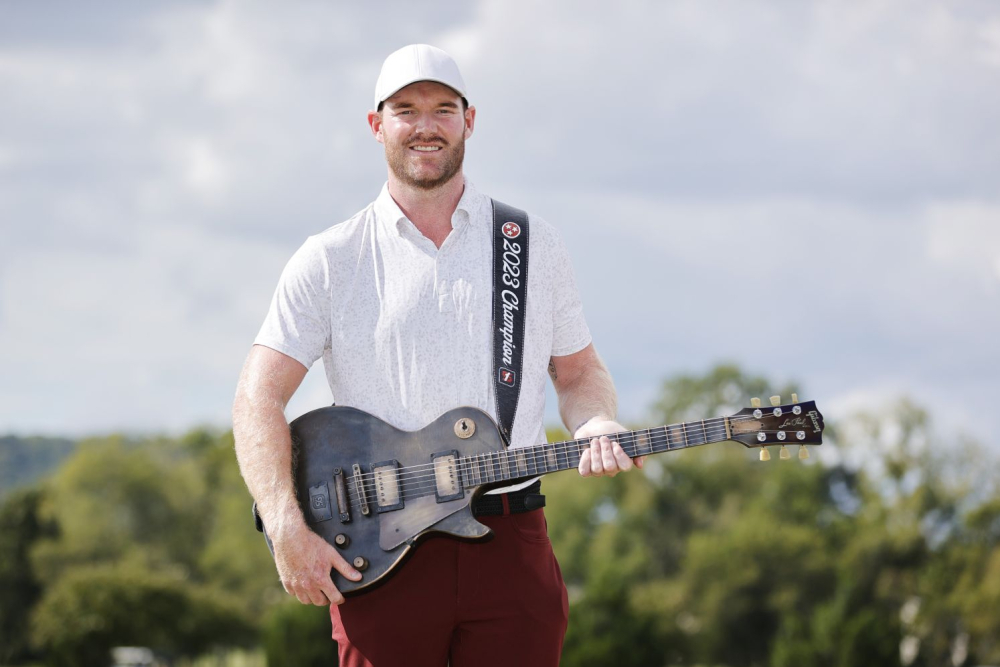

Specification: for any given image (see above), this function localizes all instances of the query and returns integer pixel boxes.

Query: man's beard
[385,133,465,191]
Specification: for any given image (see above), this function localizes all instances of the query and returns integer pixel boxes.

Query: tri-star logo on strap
[501,221,521,239]
[498,368,516,387]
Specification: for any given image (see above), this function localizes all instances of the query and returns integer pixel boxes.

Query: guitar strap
[491,199,530,445]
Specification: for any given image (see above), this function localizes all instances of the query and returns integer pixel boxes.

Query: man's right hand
[272,521,362,606]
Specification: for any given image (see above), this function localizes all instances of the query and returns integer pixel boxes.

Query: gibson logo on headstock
[809,411,821,432]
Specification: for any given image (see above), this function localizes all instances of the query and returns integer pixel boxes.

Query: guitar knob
[750,397,761,408]
[353,556,369,572]
[779,445,790,460]
[759,447,771,461]
[334,533,350,548]
[791,393,799,404]
[770,395,781,407]
[798,445,810,460]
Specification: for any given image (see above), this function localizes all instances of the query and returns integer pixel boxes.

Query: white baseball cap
[374,44,468,110]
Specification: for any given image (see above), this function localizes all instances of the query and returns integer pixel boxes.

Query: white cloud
[0,223,292,433]
[924,203,1000,289]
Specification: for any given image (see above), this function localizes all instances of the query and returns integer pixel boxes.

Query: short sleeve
[545,224,592,357]
[254,236,332,369]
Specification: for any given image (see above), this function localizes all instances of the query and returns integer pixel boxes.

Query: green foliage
[2,428,283,666]
[261,601,339,667]
[652,362,799,426]
[0,488,55,664]
[30,565,255,667]
[31,435,208,578]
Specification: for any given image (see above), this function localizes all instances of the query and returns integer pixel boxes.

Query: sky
[1,0,999,451]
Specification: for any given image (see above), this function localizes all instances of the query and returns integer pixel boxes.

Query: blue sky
[1,0,998,450]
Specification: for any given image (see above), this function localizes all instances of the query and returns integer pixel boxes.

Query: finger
[590,439,603,476]
[601,437,617,476]
[306,587,329,606]
[578,448,592,477]
[318,572,345,606]
[289,584,312,606]
[612,442,634,472]
[331,551,363,582]
[634,455,646,469]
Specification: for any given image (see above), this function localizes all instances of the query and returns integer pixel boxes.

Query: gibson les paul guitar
[256,396,824,596]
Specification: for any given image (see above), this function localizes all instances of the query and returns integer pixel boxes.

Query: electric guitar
[256,396,824,597]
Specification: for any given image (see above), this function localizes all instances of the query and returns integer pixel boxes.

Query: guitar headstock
[728,395,824,460]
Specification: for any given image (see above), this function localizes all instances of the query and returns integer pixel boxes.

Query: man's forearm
[553,354,619,435]
[232,356,306,537]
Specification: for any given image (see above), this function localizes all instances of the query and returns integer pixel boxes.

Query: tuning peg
[791,393,799,404]
[759,447,771,461]
[751,397,761,408]
[779,445,790,460]
[770,395,781,407]
[798,445,809,460]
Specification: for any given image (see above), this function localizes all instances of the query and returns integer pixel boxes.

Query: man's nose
[414,110,438,133]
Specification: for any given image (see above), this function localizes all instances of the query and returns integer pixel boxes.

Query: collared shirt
[255,180,591,469]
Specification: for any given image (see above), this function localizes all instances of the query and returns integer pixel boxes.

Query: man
[233,44,643,667]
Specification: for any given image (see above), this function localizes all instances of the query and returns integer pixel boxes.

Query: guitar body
[262,405,516,597]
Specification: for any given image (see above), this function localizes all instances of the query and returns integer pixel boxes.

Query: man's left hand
[574,418,646,478]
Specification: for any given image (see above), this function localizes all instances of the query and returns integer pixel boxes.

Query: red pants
[329,507,568,667]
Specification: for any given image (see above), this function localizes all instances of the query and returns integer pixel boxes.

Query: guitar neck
[464,416,733,486]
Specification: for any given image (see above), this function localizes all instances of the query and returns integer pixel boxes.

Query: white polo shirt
[255,180,591,458]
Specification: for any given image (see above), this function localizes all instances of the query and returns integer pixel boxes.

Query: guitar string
[338,416,743,496]
[339,423,815,505]
[339,419,812,500]
[338,413,804,490]
[338,413,771,488]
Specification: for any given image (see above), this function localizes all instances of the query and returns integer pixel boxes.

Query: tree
[31,436,209,581]
[0,487,55,664]
[30,565,255,667]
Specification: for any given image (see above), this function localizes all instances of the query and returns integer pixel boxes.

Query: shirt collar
[374,179,483,238]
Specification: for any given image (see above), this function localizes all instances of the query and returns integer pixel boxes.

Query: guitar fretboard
[456,416,732,487]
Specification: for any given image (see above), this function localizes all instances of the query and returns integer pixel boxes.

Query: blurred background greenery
[2,364,998,667]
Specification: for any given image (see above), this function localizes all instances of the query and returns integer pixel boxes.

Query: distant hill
[0,435,76,498]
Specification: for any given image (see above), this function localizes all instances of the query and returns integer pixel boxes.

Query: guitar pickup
[371,459,404,512]
[432,450,464,502]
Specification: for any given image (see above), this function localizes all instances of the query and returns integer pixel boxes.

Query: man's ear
[464,105,476,140]
[367,110,384,144]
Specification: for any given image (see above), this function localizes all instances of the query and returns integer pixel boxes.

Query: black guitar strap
[491,199,530,445]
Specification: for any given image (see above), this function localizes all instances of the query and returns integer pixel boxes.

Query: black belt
[472,480,545,516]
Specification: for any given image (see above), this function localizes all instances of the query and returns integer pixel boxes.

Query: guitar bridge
[332,468,350,523]
[352,463,370,516]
